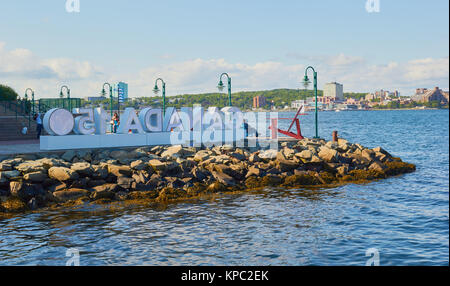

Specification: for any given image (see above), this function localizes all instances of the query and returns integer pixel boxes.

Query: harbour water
[0,109,448,265]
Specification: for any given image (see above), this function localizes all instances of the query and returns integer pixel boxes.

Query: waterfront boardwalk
[0,140,40,156]
[0,137,297,156]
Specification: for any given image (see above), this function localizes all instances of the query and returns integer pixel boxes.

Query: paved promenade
[0,140,41,155]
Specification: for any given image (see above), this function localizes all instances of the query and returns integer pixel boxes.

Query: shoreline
[245,107,445,112]
[0,138,416,215]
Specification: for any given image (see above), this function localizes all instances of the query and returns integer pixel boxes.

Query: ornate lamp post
[25,88,34,114]
[102,83,114,132]
[217,73,232,107]
[303,66,319,139]
[153,78,166,115]
[59,85,71,111]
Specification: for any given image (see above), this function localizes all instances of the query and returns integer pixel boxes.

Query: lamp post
[25,88,34,115]
[303,66,319,139]
[102,83,114,132]
[153,78,166,115]
[59,85,71,111]
[217,73,232,107]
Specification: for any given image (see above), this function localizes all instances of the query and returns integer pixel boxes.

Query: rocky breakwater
[0,138,416,213]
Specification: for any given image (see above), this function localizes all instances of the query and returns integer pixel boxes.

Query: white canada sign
[40,105,278,151]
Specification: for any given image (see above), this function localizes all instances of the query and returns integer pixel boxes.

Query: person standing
[112,113,120,133]
[34,113,43,139]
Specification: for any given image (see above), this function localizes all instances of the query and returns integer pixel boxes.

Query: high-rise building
[118,82,129,102]
[253,95,266,109]
[323,82,344,101]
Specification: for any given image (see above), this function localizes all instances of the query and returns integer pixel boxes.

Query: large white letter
[202,107,224,147]
[139,107,162,132]
[117,108,144,134]
[93,107,111,135]
[43,108,74,136]
[73,108,95,135]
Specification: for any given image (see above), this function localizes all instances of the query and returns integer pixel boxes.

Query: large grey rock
[211,171,235,186]
[39,158,70,169]
[48,167,80,181]
[62,150,77,162]
[259,149,278,160]
[15,161,45,174]
[90,184,123,200]
[107,164,132,177]
[276,159,298,172]
[10,181,45,200]
[249,153,261,163]
[2,170,21,179]
[369,161,388,172]
[71,162,93,176]
[194,150,212,162]
[92,165,108,179]
[161,145,194,159]
[336,164,349,176]
[318,147,339,163]
[361,149,375,162]
[130,160,148,171]
[117,177,134,189]
[246,166,263,178]
[53,189,89,202]
[24,171,48,183]
[149,160,177,173]
[0,163,12,171]
[296,150,313,160]
[229,152,246,161]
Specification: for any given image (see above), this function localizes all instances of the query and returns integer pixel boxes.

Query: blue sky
[0,0,448,98]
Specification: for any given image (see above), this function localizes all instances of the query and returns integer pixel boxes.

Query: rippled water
[0,110,448,266]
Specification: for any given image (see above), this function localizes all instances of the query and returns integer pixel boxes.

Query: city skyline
[0,0,448,99]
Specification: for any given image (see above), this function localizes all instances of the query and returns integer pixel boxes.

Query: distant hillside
[134,89,324,110]
[85,88,368,110]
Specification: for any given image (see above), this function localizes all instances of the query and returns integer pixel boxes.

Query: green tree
[0,84,19,101]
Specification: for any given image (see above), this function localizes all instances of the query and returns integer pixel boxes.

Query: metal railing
[0,99,34,127]
[38,98,81,112]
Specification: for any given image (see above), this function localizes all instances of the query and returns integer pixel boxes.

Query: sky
[0,0,448,99]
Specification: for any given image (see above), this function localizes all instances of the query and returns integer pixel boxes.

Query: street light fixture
[102,83,114,132]
[60,85,71,111]
[303,66,319,139]
[153,78,166,115]
[217,73,232,107]
[25,88,34,114]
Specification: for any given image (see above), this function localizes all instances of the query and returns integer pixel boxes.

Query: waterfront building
[85,96,106,103]
[312,96,336,105]
[291,100,306,109]
[253,95,267,109]
[365,93,376,101]
[118,82,129,102]
[323,82,344,101]
[412,87,449,104]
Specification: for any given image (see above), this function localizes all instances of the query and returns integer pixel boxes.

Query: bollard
[332,131,338,142]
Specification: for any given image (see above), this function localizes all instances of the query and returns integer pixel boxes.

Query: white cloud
[0,42,448,99]
[0,43,102,80]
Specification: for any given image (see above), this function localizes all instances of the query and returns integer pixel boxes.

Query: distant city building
[312,96,337,105]
[85,96,106,103]
[253,95,266,109]
[365,93,376,101]
[117,82,129,102]
[323,82,344,101]
[291,100,306,109]
[412,87,449,103]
